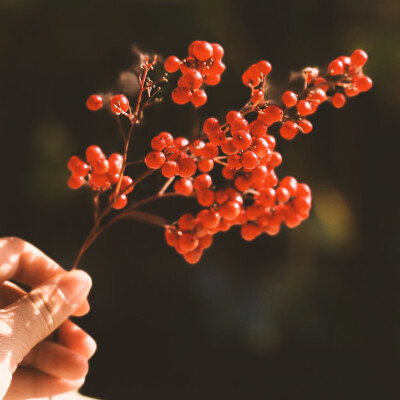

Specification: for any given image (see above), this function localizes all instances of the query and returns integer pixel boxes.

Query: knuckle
[26,290,56,333]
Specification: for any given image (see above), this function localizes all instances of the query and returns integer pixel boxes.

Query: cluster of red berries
[72,44,372,264]
[68,146,133,209]
[86,94,131,115]
[165,176,311,264]
[164,40,225,107]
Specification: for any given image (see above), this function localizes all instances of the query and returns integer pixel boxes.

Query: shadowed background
[0,0,399,398]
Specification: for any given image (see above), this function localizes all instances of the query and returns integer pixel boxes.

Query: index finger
[0,237,66,288]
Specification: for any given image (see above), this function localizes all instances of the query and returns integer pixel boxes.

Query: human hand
[0,237,96,400]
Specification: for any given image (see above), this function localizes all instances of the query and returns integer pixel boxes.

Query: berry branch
[68,42,372,266]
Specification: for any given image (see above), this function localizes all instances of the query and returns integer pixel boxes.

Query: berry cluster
[164,40,225,107]
[69,44,372,267]
[68,146,133,210]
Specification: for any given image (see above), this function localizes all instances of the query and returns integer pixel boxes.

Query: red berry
[331,93,346,108]
[280,121,298,140]
[194,174,212,191]
[211,43,224,60]
[219,201,241,220]
[198,209,221,229]
[350,49,368,67]
[159,132,174,147]
[191,90,207,107]
[178,214,196,231]
[221,138,238,155]
[226,111,243,125]
[110,94,129,114]
[203,117,220,135]
[204,74,221,86]
[250,119,267,137]
[145,151,166,169]
[92,158,109,174]
[174,178,193,196]
[68,175,85,189]
[297,100,313,116]
[178,69,203,90]
[232,131,252,150]
[108,153,123,175]
[111,194,127,210]
[68,157,90,177]
[120,176,134,194]
[151,135,167,151]
[86,145,104,164]
[178,158,197,177]
[280,176,298,196]
[241,224,262,241]
[258,105,283,125]
[255,60,272,76]
[172,87,192,105]
[353,75,373,92]
[184,250,203,264]
[276,187,290,203]
[298,119,313,134]
[328,59,345,76]
[161,161,179,178]
[164,56,181,73]
[90,173,110,188]
[282,91,297,108]
[193,41,213,61]
[198,159,214,172]
[86,95,103,111]
[241,151,258,169]
[179,232,199,252]
[197,189,215,207]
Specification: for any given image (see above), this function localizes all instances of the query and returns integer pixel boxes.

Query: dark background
[1,0,399,399]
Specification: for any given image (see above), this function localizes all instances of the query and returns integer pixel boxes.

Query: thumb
[0,270,92,376]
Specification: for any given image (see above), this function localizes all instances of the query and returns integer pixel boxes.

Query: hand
[0,237,96,400]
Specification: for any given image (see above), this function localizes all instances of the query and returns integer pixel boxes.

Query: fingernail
[58,270,92,307]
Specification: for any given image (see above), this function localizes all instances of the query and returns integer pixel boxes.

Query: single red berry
[178,69,203,90]
[193,41,213,61]
[108,153,123,175]
[298,119,313,134]
[184,250,203,264]
[178,158,197,177]
[111,194,128,210]
[86,95,103,111]
[194,174,212,191]
[219,201,241,220]
[172,87,192,105]
[331,93,346,108]
[255,60,272,76]
[90,172,110,188]
[250,137,270,158]
[191,90,207,107]
[204,74,221,86]
[328,59,345,76]
[151,135,167,151]
[221,137,238,155]
[178,214,197,231]
[226,111,243,125]
[164,56,181,73]
[222,166,236,180]
[174,178,193,196]
[120,176,134,194]
[280,121,298,140]
[282,91,297,108]
[211,43,224,60]
[241,224,262,241]
[165,227,180,247]
[110,94,129,114]
[197,189,215,207]
[145,151,166,169]
[198,159,214,173]
[350,49,368,67]
[232,131,252,150]
[280,176,298,196]
[258,105,283,125]
[68,175,85,189]
[68,157,90,177]
[297,100,313,116]
[276,187,291,203]
[241,151,259,169]
[86,145,105,164]
[92,158,109,174]
[179,232,199,252]
[203,117,220,135]
[268,151,282,168]
[353,75,373,92]
[159,132,174,147]
[161,161,179,178]
[198,209,221,229]
[234,175,251,192]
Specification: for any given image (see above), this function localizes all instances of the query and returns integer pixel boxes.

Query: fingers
[0,237,66,287]
[2,270,91,373]
[0,280,90,317]
[4,369,84,400]
[57,320,97,359]
[20,341,88,380]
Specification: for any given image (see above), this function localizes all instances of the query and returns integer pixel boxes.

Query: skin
[0,237,96,400]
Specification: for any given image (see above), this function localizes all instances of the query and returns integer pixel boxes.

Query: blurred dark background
[1,0,399,398]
